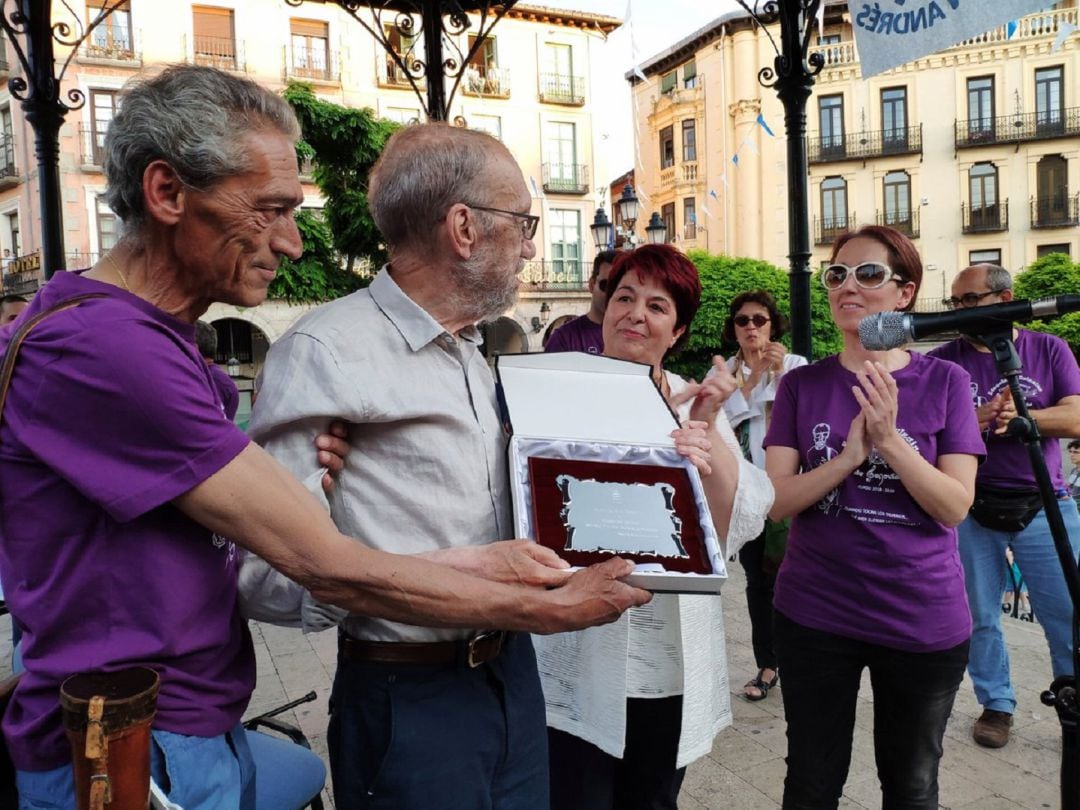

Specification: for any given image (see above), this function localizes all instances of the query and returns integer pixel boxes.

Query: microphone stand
[974,326,1080,810]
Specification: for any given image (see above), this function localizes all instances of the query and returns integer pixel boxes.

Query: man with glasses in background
[544,249,616,354]
[930,263,1080,749]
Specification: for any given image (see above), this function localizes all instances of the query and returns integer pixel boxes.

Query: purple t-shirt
[545,314,604,354]
[208,362,240,421]
[0,271,253,771]
[763,352,985,653]
[929,329,1080,492]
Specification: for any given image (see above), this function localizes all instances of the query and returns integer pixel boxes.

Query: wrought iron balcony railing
[189,35,245,72]
[955,107,1080,149]
[1030,193,1080,229]
[519,259,588,291]
[814,215,856,246]
[808,125,922,164]
[875,209,920,239]
[79,123,108,167]
[0,135,16,180]
[81,28,141,63]
[541,163,589,194]
[961,201,1008,234]
[285,45,339,82]
[538,73,585,106]
[462,66,511,98]
[378,59,426,89]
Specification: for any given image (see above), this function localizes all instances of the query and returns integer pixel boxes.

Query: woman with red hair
[536,244,774,809]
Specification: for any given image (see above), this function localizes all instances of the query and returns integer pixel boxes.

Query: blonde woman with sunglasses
[762,225,985,809]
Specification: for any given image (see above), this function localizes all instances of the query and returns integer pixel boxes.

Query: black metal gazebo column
[737,0,823,360]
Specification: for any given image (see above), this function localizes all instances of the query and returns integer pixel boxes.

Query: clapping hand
[852,361,899,448]
[670,356,736,430]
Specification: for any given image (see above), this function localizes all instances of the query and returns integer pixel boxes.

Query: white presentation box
[495,351,726,594]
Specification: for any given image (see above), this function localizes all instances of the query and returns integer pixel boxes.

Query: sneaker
[973,709,1013,748]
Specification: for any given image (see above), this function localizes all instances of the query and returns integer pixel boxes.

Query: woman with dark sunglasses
[762,225,984,808]
[720,291,807,702]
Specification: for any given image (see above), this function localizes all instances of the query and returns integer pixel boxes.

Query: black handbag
[970,484,1044,533]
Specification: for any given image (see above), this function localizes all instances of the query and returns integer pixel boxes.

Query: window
[1037,243,1071,258]
[290,19,330,80]
[660,71,676,95]
[660,126,674,169]
[541,43,580,104]
[883,170,912,226]
[544,121,579,190]
[384,24,419,85]
[87,0,132,59]
[549,209,582,280]
[0,107,12,176]
[966,76,995,140]
[683,197,697,240]
[881,87,908,151]
[471,114,501,141]
[969,249,1001,265]
[384,107,420,125]
[1035,66,1064,134]
[96,197,117,253]
[969,162,998,210]
[6,212,19,257]
[89,89,117,166]
[1035,154,1069,225]
[661,203,675,243]
[819,95,844,157]
[820,176,848,231]
[682,60,697,89]
[192,6,237,70]
[681,120,696,162]
[466,34,503,95]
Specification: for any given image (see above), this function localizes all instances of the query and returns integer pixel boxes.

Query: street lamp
[590,205,613,252]
[617,183,640,233]
[645,212,668,245]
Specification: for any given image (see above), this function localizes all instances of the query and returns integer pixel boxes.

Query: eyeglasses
[821,262,904,291]
[464,204,539,240]
[733,314,770,329]
[946,289,1005,309]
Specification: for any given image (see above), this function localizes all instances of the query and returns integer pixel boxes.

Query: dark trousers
[739,534,777,671]
[774,611,969,810]
[327,632,548,810]
[548,695,685,810]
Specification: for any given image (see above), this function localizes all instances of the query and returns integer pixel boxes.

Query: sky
[534,0,744,182]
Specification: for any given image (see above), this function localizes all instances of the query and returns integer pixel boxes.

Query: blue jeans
[775,611,969,809]
[15,723,321,810]
[327,631,548,809]
[958,497,1080,713]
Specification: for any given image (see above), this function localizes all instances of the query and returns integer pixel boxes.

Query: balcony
[807,40,858,68]
[809,125,923,164]
[542,163,589,194]
[955,107,1080,149]
[0,135,16,188]
[188,35,245,72]
[378,59,425,90]
[875,209,920,239]
[284,45,339,83]
[3,253,43,296]
[961,201,1008,234]
[538,73,585,106]
[520,259,588,291]
[462,66,511,98]
[1030,194,1080,229]
[78,124,109,168]
[80,29,141,65]
[814,215,856,246]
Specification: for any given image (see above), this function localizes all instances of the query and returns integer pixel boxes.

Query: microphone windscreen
[858,312,907,350]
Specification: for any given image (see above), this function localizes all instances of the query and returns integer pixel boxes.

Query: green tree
[268,209,364,303]
[1013,252,1080,358]
[283,82,399,273]
[667,251,842,380]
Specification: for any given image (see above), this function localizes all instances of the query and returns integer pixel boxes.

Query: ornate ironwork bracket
[0,0,129,279]
[286,0,515,122]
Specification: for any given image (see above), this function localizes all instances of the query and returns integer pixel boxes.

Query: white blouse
[534,371,775,769]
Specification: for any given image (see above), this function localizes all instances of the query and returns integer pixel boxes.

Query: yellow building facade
[630,1,1080,306]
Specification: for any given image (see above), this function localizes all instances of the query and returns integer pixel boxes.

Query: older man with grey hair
[0,66,648,809]
[930,262,1080,750]
[248,122,621,808]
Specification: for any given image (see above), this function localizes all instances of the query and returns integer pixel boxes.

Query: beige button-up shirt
[247,267,511,642]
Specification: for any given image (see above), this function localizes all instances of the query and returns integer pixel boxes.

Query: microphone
[859,295,1080,350]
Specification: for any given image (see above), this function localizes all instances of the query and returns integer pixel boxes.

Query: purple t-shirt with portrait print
[544,314,604,354]
[0,270,254,771]
[763,352,985,653]
[929,329,1080,492]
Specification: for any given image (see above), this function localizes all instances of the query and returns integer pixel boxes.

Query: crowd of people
[0,63,1077,810]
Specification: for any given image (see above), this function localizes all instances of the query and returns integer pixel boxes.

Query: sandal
[744,667,778,701]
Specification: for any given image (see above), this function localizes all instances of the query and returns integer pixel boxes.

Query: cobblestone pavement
[3,562,1066,808]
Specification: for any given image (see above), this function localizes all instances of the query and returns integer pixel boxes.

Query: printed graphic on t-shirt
[212,533,239,568]
[845,429,921,526]
[807,422,841,514]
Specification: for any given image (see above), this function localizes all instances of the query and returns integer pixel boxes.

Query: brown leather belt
[338,631,506,668]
